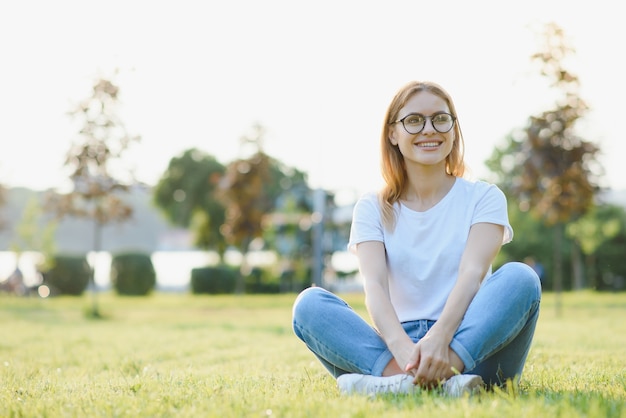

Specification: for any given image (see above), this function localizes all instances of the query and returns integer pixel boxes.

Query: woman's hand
[387,338,419,377]
[404,331,452,387]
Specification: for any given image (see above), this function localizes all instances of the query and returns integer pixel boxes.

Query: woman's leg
[292,286,393,378]
[449,262,542,386]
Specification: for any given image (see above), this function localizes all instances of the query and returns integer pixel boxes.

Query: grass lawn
[1,289,625,417]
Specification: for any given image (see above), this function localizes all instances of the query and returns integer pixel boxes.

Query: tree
[46,75,140,316]
[593,207,626,291]
[218,133,271,293]
[263,179,314,291]
[486,23,601,314]
[153,148,227,257]
[218,124,311,293]
[566,204,624,289]
[10,195,58,274]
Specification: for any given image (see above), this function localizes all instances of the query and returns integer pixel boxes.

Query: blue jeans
[292,262,541,386]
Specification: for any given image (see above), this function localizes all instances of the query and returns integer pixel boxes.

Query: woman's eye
[406,116,424,125]
[433,114,451,123]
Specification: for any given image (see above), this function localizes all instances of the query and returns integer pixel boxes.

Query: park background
[1,3,626,417]
[1,0,625,296]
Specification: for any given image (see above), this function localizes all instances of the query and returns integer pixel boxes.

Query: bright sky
[1,0,624,203]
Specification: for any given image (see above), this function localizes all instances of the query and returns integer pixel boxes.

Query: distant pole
[553,224,563,317]
[311,189,325,288]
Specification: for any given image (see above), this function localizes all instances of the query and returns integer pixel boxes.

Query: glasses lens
[402,114,425,134]
[432,113,454,133]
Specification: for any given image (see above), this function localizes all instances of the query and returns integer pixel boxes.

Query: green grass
[0,290,624,417]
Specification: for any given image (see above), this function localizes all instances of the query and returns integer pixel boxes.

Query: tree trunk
[586,253,598,290]
[553,224,563,317]
[571,242,584,290]
[89,218,102,318]
[236,238,251,294]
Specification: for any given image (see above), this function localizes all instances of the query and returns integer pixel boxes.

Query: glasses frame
[393,112,456,135]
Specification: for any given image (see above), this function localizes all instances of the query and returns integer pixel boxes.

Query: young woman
[292,81,541,396]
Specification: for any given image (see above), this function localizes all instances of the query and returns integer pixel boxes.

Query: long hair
[378,81,466,230]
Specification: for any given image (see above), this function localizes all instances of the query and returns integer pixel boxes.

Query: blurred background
[1,0,624,300]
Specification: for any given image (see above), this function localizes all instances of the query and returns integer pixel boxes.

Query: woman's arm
[407,222,505,384]
[356,240,415,375]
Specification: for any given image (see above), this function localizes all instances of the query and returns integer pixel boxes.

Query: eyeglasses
[393,112,456,134]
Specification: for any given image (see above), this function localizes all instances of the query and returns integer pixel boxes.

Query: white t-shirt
[347,177,513,322]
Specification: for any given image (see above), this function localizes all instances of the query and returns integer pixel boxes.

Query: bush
[245,267,280,294]
[110,252,156,296]
[191,265,237,294]
[42,255,91,296]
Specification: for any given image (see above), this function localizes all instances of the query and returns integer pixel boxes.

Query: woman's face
[388,91,454,169]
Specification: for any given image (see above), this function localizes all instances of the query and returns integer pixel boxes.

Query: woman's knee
[292,286,328,322]
[497,261,542,298]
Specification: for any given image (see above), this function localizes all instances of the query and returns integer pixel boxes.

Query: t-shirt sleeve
[347,193,384,254]
[473,184,514,244]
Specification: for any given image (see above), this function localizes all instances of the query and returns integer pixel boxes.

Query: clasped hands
[402,333,456,388]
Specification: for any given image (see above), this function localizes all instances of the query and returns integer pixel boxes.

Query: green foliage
[495,200,626,291]
[152,143,312,263]
[42,255,91,296]
[263,187,316,290]
[244,267,280,294]
[589,206,626,290]
[153,149,227,253]
[190,265,237,294]
[497,201,573,291]
[595,236,626,290]
[0,292,624,417]
[9,195,57,271]
[265,158,310,211]
[152,126,314,289]
[110,252,156,296]
[566,204,624,255]
[278,262,313,293]
[190,265,287,295]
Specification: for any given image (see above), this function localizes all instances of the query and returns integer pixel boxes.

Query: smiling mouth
[415,141,442,148]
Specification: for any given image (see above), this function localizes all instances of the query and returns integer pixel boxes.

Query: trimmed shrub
[110,252,156,296]
[191,265,237,294]
[42,255,91,296]
[245,267,280,294]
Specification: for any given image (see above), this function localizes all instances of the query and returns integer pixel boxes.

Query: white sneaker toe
[442,374,484,397]
[337,373,416,396]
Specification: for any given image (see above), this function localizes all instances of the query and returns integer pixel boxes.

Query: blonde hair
[379,81,466,230]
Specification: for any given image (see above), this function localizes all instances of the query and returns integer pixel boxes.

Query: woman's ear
[388,128,398,146]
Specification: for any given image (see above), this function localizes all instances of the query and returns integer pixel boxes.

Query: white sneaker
[337,373,416,396]
[442,374,484,397]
